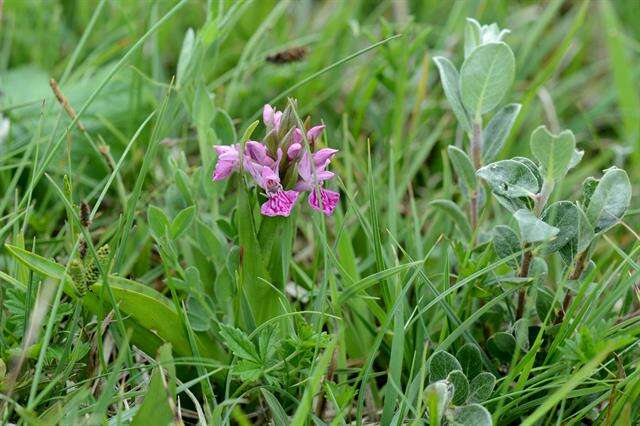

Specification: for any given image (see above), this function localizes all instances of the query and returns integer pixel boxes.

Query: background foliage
[1,0,639,424]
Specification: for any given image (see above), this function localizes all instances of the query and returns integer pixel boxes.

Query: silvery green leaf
[514,209,559,243]
[460,42,515,118]
[428,350,462,382]
[582,177,598,208]
[447,404,493,426]
[447,370,470,405]
[487,332,515,362]
[448,145,477,191]
[575,204,594,254]
[434,56,472,133]
[430,199,473,239]
[424,381,451,425]
[530,126,576,182]
[541,201,579,253]
[493,224,520,268]
[529,257,548,285]
[513,318,529,351]
[568,148,584,170]
[467,372,496,403]
[512,156,543,189]
[464,18,482,58]
[480,22,510,44]
[586,167,631,233]
[477,160,540,198]
[493,193,531,213]
[482,103,521,163]
[455,344,482,380]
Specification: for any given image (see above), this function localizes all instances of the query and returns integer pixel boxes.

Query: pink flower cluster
[212,104,340,217]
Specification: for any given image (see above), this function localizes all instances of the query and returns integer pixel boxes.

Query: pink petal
[313,148,338,168]
[273,111,282,131]
[261,190,299,217]
[298,151,312,182]
[259,167,281,192]
[212,159,236,180]
[245,141,269,164]
[212,144,240,180]
[306,125,325,142]
[309,188,340,215]
[287,143,302,160]
[293,128,303,145]
[263,104,274,127]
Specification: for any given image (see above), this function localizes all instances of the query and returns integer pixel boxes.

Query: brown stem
[515,249,533,320]
[469,121,483,233]
[556,249,590,324]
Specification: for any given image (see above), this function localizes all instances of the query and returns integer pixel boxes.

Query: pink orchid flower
[263,104,282,131]
[212,144,240,180]
[212,104,339,217]
[295,148,340,215]
[288,125,325,160]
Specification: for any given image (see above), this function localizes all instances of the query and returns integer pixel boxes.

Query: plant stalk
[556,249,590,323]
[470,120,483,232]
[516,248,533,320]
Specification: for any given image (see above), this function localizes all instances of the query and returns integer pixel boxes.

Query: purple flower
[295,148,340,215]
[212,104,340,217]
[212,144,240,180]
[263,104,282,131]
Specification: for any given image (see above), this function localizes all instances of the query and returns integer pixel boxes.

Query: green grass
[0,0,639,424]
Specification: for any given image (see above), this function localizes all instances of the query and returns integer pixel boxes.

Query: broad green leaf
[424,381,451,425]
[568,148,584,170]
[428,350,462,382]
[448,146,477,192]
[492,224,520,268]
[541,201,580,253]
[477,160,540,198]
[148,205,170,238]
[213,109,237,146]
[433,56,472,133]
[467,372,496,403]
[483,103,521,163]
[460,42,515,118]
[464,18,482,58]
[429,199,472,239]
[448,403,492,425]
[131,344,176,426]
[447,370,469,405]
[586,167,631,233]
[233,359,262,382]
[530,126,576,181]
[455,344,482,380]
[170,205,196,239]
[514,209,559,243]
[582,176,598,208]
[514,318,529,351]
[217,323,259,362]
[4,245,220,359]
[512,156,543,189]
[487,332,515,362]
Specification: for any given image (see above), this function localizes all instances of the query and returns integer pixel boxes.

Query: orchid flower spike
[212,103,340,217]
